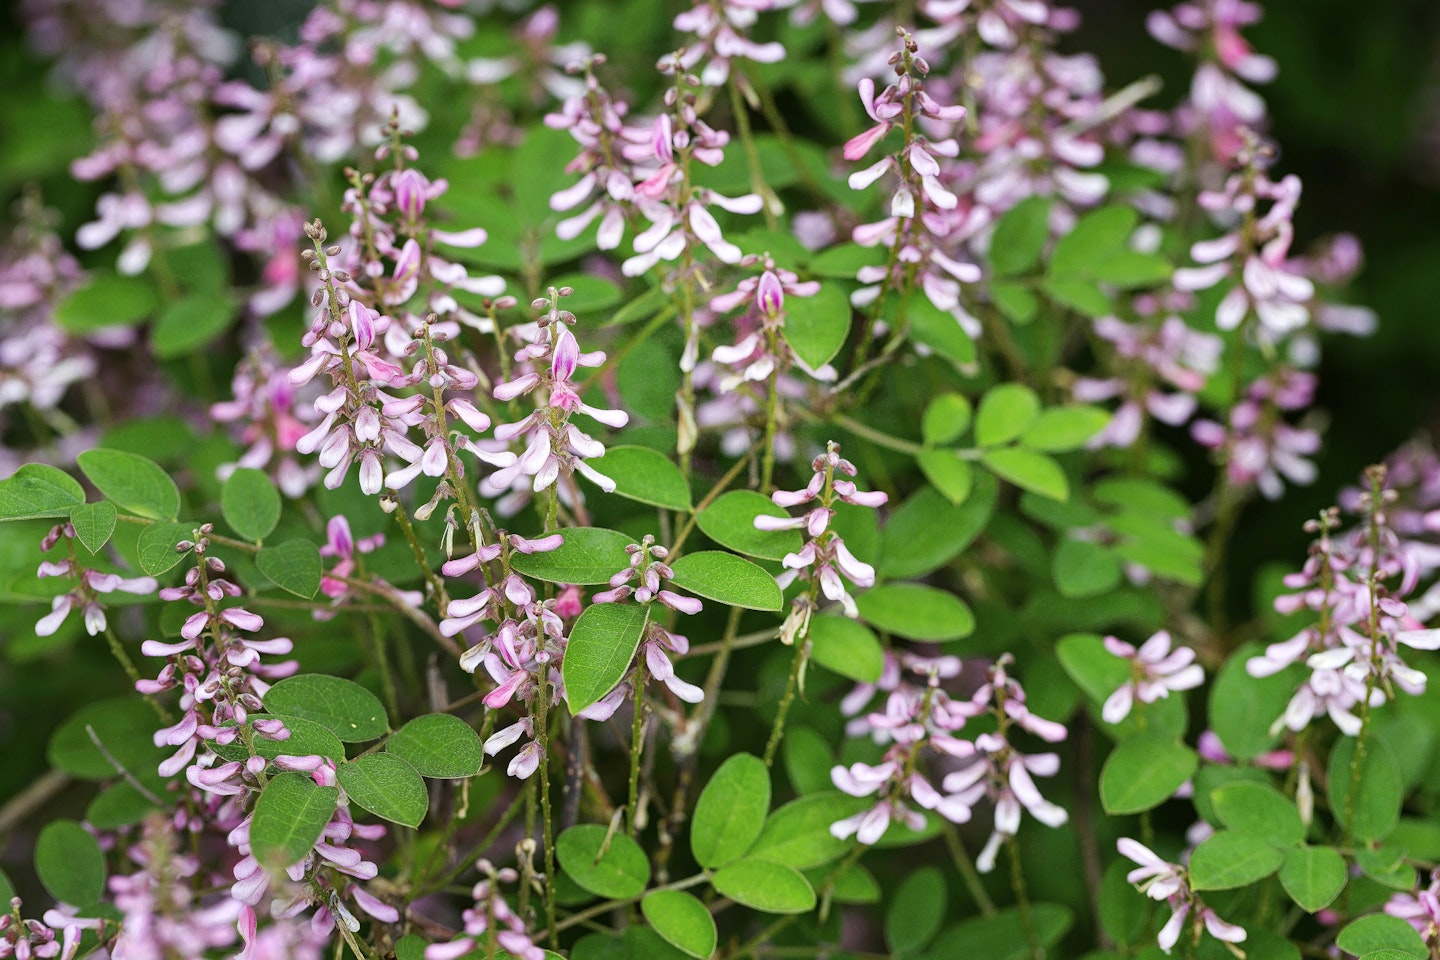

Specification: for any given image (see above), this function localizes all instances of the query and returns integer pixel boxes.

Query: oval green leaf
[77,448,179,520]
[137,520,192,576]
[642,890,717,960]
[1279,845,1347,912]
[1021,406,1111,452]
[337,753,429,828]
[921,393,973,445]
[556,824,651,899]
[1187,830,1285,890]
[1212,782,1305,847]
[250,771,340,870]
[1052,538,1121,599]
[750,794,867,869]
[35,819,106,909]
[1328,734,1402,843]
[150,293,237,359]
[386,713,484,779]
[222,467,281,542]
[854,584,974,641]
[54,273,158,333]
[974,384,1041,447]
[584,446,691,511]
[808,615,884,683]
[692,752,770,868]
[783,283,851,371]
[1336,914,1429,959]
[86,781,163,830]
[0,463,85,521]
[510,527,634,585]
[48,697,168,780]
[69,501,117,554]
[264,675,388,742]
[563,603,650,714]
[885,866,947,957]
[879,477,997,579]
[915,450,974,505]
[981,447,1069,502]
[696,490,803,561]
[1098,732,1197,814]
[257,539,322,599]
[668,551,782,611]
[989,196,1052,277]
[711,858,816,915]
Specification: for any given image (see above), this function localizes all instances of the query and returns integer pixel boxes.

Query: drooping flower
[1101,630,1205,724]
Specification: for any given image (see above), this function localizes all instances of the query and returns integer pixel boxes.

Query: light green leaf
[137,520,191,576]
[855,584,974,641]
[0,463,85,521]
[150,293,237,358]
[557,824,651,899]
[386,713,484,779]
[337,753,428,828]
[982,447,1069,501]
[510,527,633,585]
[563,603,650,714]
[256,539,322,598]
[974,384,1041,447]
[250,772,340,870]
[783,282,851,370]
[989,197,1052,277]
[222,468,281,542]
[1212,782,1305,847]
[808,615,884,683]
[807,242,884,278]
[750,794,867,869]
[695,490,803,562]
[926,904,1073,960]
[991,281,1040,325]
[692,753,770,868]
[1021,406,1111,452]
[1208,644,1300,761]
[642,890,717,960]
[69,501,117,554]
[35,820,106,908]
[1089,250,1171,288]
[264,675,387,742]
[886,867,947,957]
[1042,278,1112,317]
[710,858,816,914]
[1187,830,1285,890]
[77,448,179,520]
[1279,846,1347,912]
[1328,735,1402,842]
[1099,732,1197,814]
[48,697,167,780]
[54,273,158,333]
[584,446,691,511]
[1049,206,1137,277]
[668,551,782,611]
[1052,538,1121,598]
[1335,915,1428,959]
[916,450,974,505]
[829,863,882,904]
[547,273,623,313]
[921,393,972,446]
[879,476,996,579]
[904,297,975,368]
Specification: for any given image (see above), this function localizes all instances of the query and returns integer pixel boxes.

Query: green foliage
[667,551,782,610]
[1328,735,1403,842]
[784,282,852,370]
[557,825,651,899]
[54,273,158,333]
[221,468,282,542]
[511,527,634,585]
[386,713,485,779]
[1335,915,1429,960]
[250,772,340,870]
[337,753,429,828]
[563,602,650,714]
[709,858,816,914]
[696,490,804,560]
[1099,733,1198,814]
[256,539,323,598]
[691,752,770,868]
[35,819,106,909]
[855,583,975,641]
[1187,831,1285,890]
[584,446,691,510]
[885,867,947,957]
[807,615,884,683]
[641,891,718,960]
[1279,846,1348,911]
[76,448,180,520]
[263,675,388,742]
[68,501,116,554]
[0,464,86,521]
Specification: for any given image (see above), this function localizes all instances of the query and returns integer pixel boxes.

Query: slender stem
[1006,836,1043,960]
[942,823,997,917]
[391,497,449,609]
[627,659,648,836]
[763,637,809,767]
[535,678,558,946]
[727,75,779,230]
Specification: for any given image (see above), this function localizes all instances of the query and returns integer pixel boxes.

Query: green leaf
[557,824,651,899]
[829,862,882,904]
[921,393,973,446]
[916,450,974,505]
[249,772,340,870]
[781,727,836,796]
[886,867,947,957]
[510,527,633,585]
[1049,206,1137,277]
[1099,733,1197,814]
[149,293,237,358]
[1055,633,1186,741]
[1187,830,1285,890]
[642,890,717,960]
[210,716,346,765]
[974,384,1041,447]
[1042,278,1112,317]
[137,520,191,576]
[692,753,770,868]
[668,551,782,611]
[386,713,484,779]
[86,781,163,830]
[563,602,650,714]
[35,820,105,908]
[337,753,429,828]
[989,197,1052,276]
[710,858,816,914]
[1052,538,1121,598]
[264,675,388,742]
[982,447,1069,501]
[783,282,851,370]
[1089,250,1171,288]
[69,501,117,554]
[222,468,281,542]
[879,476,997,579]
[903,296,975,368]
[1279,846,1347,912]
[926,904,1073,960]
[1211,782,1305,847]
[548,274,623,313]
[991,281,1040,325]
[0,463,85,520]
[1021,406,1111,452]
[1335,915,1429,959]
[76,448,179,520]
[808,615,884,683]
[696,490,803,561]
[256,539,322,598]
[1208,643,1300,760]
[855,584,974,641]
[584,446,691,511]
[54,273,158,333]
[48,697,167,780]
[750,793,866,869]
[1328,735,1403,842]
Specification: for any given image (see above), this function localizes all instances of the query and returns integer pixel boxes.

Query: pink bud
[394,168,426,220]
[757,270,784,316]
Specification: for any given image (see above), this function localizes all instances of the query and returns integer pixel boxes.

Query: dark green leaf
[1211,782,1305,847]
[584,446,691,511]
[48,697,167,780]
[904,297,975,368]
[808,615,884,683]
[150,293,238,359]
[783,283,851,370]
[557,824,651,899]
[54,273,158,333]
[1209,643,1301,761]
[1042,278,1112,317]
[1187,830,1285,890]
[0,463,85,520]
[974,384,1041,447]
[264,675,388,742]
[69,501,116,554]
[387,713,484,779]
[990,197,1052,277]
[1279,846,1347,912]
[807,243,884,278]
[750,794,867,869]
[1049,206,1137,277]
[668,551,782,611]
[642,890,717,960]
[210,716,346,765]
[879,477,996,579]
[563,603,650,714]
[1052,538,1122,598]
[1099,733,1197,814]
[250,772,340,870]
[696,490,803,561]
[256,539,322,599]
[926,904,1073,960]
[337,753,428,828]
[855,584,974,641]
[77,448,179,520]
[982,447,1069,501]
[511,527,633,585]
[222,468,281,542]
[1335,915,1428,959]
[35,820,105,908]
[86,781,163,830]
[885,867,947,957]
[991,281,1040,325]
[1328,735,1402,842]
[692,753,770,868]
[916,450,974,505]
[710,858,816,914]
[137,520,191,576]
